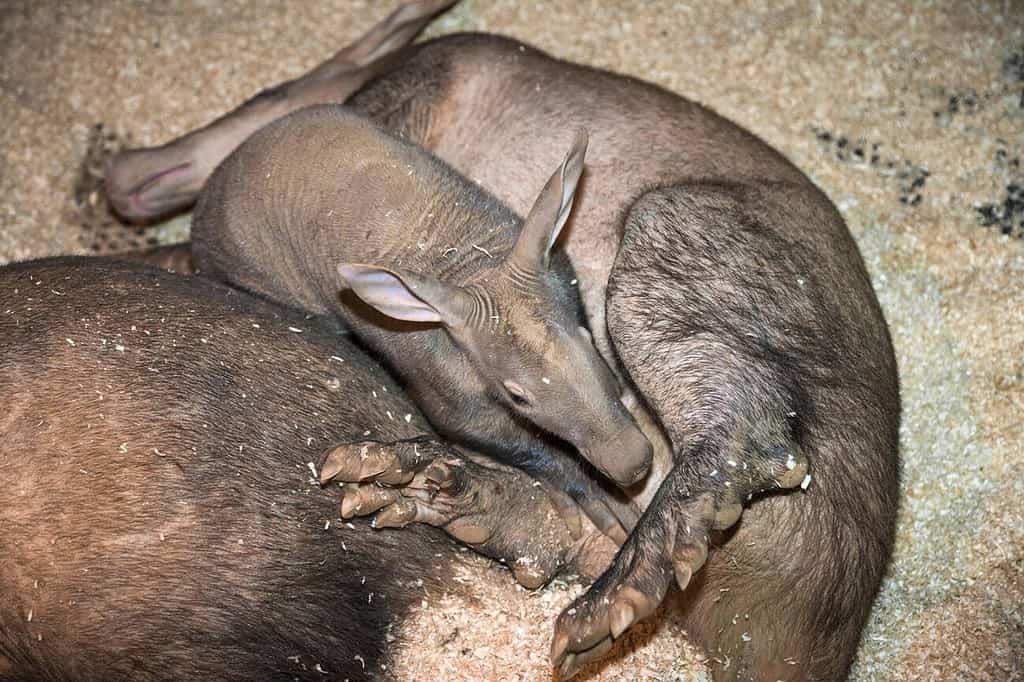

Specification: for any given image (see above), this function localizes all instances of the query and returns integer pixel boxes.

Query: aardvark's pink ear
[509,129,588,271]
[337,262,472,326]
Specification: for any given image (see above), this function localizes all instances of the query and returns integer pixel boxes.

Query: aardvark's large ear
[337,263,473,326]
[508,129,588,272]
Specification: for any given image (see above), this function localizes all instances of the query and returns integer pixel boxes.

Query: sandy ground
[1,1,1022,680]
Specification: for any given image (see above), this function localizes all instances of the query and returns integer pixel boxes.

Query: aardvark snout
[581,423,653,488]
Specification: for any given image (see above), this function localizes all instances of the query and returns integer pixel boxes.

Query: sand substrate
[1,1,1022,679]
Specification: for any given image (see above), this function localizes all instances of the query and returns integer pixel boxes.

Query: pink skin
[104,0,457,223]
[110,160,195,221]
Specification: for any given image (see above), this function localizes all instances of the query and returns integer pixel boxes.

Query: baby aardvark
[191,108,652,540]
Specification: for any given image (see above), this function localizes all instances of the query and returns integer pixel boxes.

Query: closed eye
[502,380,533,407]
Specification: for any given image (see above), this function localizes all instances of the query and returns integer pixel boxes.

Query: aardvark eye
[502,380,533,407]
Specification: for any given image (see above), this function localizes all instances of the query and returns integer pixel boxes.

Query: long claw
[551,631,570,667]
[339,486,360,518]
[672,527,708,591]
[558,608,611,655]
[319,446,359,484]
[321,439,433,486]
[372,498,417,528]
[559,653,579,680]
[340,484,395,518]
[609,600,635,640]
[422,460,462,492]
[775,447,810,489]
[320,442,391,483]
[373,458,414,485]
[567,637,614,677]
[674,562,693,591]
[586,501,628,545]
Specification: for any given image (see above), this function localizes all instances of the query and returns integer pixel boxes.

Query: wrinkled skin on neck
[451,264,651,487]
